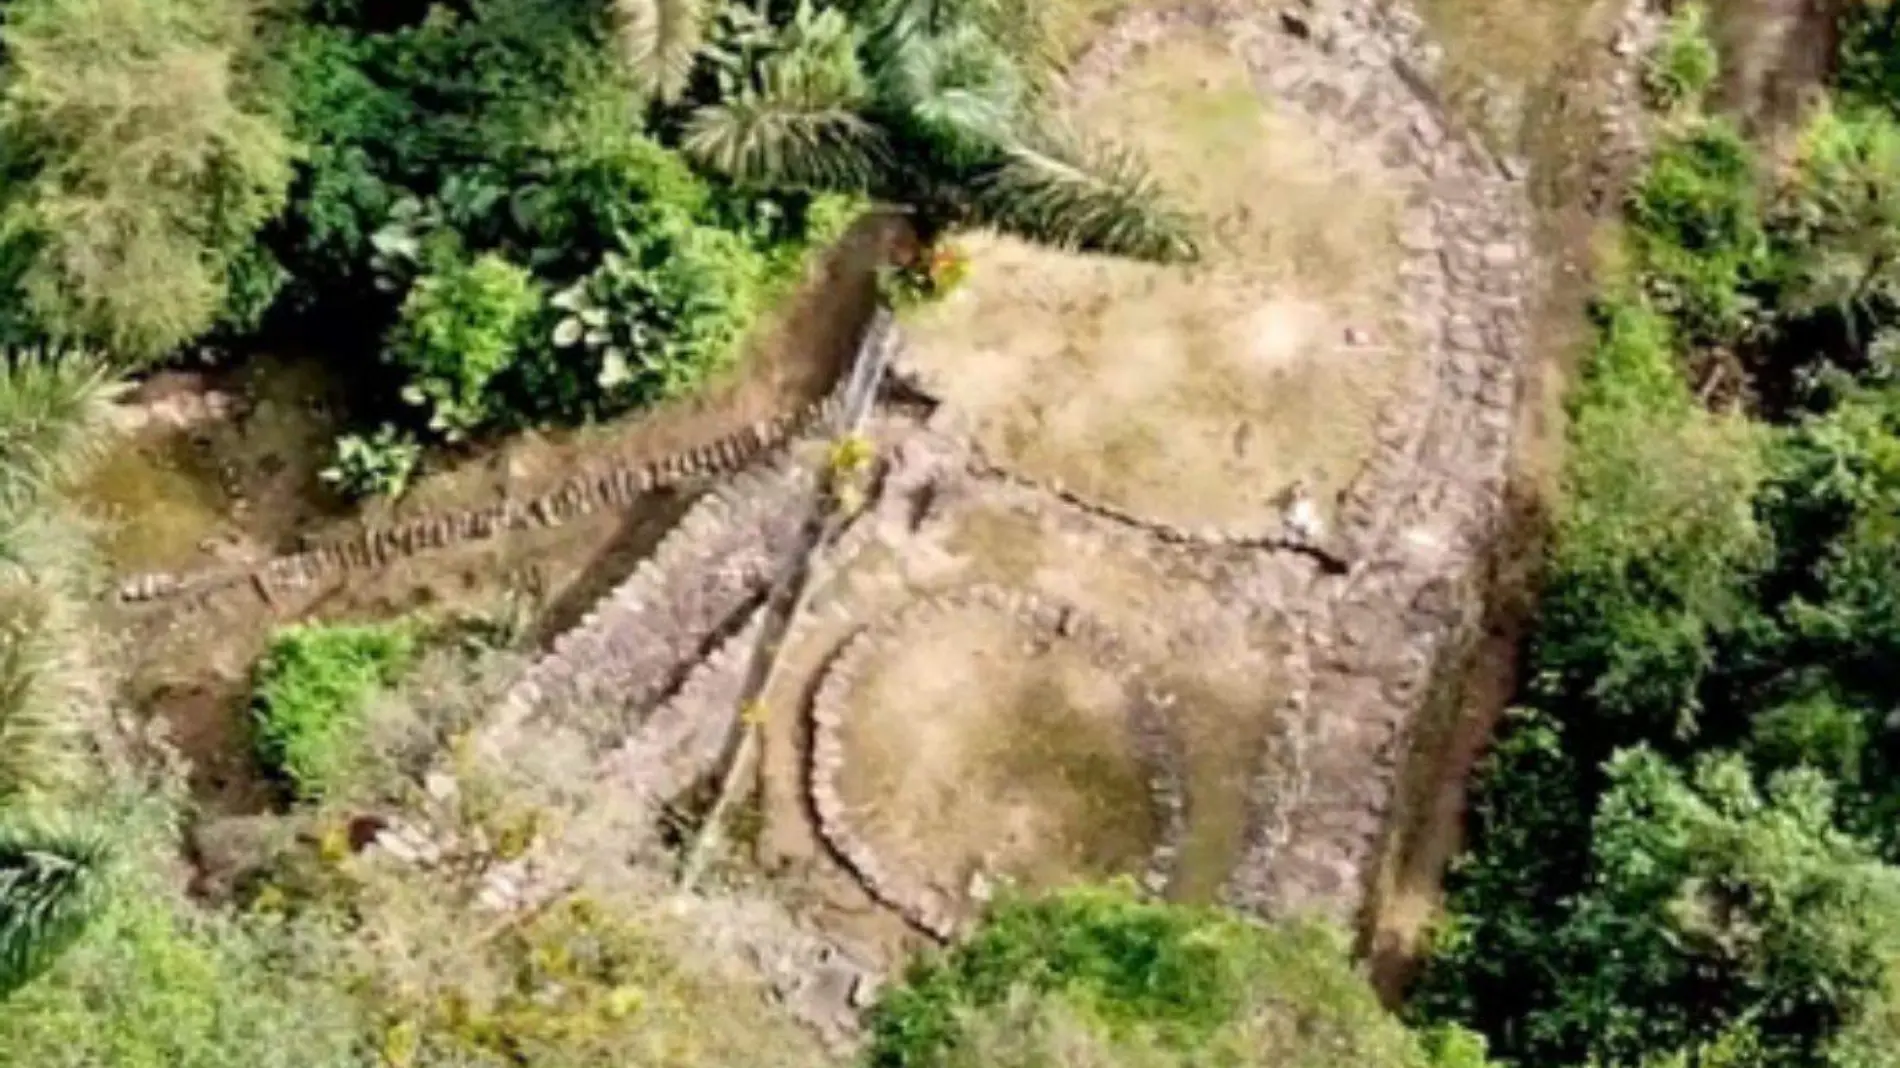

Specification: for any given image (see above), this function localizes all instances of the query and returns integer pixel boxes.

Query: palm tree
[0,349,119,516]
[661,0,1200,263]
[0,818,110,998]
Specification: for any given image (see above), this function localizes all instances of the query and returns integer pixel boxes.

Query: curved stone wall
[806,586,1186,939]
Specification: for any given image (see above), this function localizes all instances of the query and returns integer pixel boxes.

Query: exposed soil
[1713,0,1841,134]
[836,609,1158,894]
[903,29,1412,530]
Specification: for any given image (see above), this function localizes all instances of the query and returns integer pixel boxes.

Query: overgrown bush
[1419,22,1900,1068]
[1537,294,1772,737]
[1643,4,1719,111]
[1627,121,1774,344]
[2,879,363,1066]
[251,622,417,798]
[388,253,540,440]
[320,425,423,499]
[872,886,1489,1068]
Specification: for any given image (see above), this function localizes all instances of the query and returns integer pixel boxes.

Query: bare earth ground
[903,29,1411,530]
[81,218,889,578]
[836,607,1157,894]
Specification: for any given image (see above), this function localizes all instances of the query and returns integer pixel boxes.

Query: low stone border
[114,396,840,611]
[963,442,1345,563]
[806,585,1186,940]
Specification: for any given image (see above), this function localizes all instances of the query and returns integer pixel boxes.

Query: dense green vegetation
[250,622,418,798]
[17,1,1900,1067]
[870,887,1486,1068]
[1415,7,1900,1066]
[0,0,1197,492]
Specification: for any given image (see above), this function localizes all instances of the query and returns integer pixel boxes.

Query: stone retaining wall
[806,586,1185,940]
[597,608,767,809]
[480,460,822,758]
[1223,0,1667,921]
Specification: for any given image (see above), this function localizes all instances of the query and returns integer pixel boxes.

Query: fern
[973,126,1201,263]
[0,818,110,999]
[613,0,719,103]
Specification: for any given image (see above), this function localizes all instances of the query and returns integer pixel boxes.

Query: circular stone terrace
[808,590,1184,937]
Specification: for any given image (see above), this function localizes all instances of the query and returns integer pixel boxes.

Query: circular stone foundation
[809,592,1180,934]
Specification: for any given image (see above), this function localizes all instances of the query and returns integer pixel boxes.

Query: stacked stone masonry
[804,588,1188,940]
[480,460,822,759]
[113,394,841,613]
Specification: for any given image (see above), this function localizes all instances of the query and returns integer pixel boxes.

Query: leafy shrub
[351,891,829,1068]
[871,886,1486,1068]
[1644,4,1719,111]
[388,253,540,439]
[320,425,422,499]
[1772,106,1900,336]
[530,221,767,417]
[1627,121,1773,343]
[2,883,362,1066]
[251,622,416,798]
[1538,294,1772,736]
[0,0,295,361]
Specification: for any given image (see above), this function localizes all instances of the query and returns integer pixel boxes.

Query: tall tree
[0,0,294,361]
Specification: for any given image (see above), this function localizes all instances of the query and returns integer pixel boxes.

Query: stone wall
[806,586,1186,940]
[480,458,822,758]
[1223,0,1668,922]
[115,395,840,611]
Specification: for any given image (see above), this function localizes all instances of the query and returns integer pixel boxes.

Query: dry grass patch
[836,608,1159,896]
[905,31,1411,529]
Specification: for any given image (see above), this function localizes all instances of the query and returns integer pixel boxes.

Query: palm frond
[0,349,121,513]
[612,0,718,103]
[0,817,111,998]
[682,11,885,190]
[972,126,1201,263]
[683,94,886,190]
[878,23,1023,165]
[0,570,88,803]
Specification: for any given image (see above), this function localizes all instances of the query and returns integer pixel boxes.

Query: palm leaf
[683,94,885,189]
[0,568,88,802]
[682,12,885,190]
[0,817,110,998]
[0,349,120,513]
[878,23,1023,165]
[972,126,1201,263]
[612,0,718,103]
